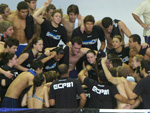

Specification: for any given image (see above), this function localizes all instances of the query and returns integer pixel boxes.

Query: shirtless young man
[95,17,132,52]
[1,60,43,108]
[62,4,84,40]
[101,56,136,109]
[7,1,29,57]
[24,0,37,15]
[69,36,90,78]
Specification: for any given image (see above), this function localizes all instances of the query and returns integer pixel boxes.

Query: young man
[129,34,150,59]
[72,15,105,51]
[41,47,65,72]
[1,60,44,108]
[24,0,37,15]
[132,0,150,45]
[0,20,14,42]
[69,36,90,78]
[33,0,69,50]
[0,4,11,20]
[101,57,137,109]
[122,60,150,109]
[95,17,132,52]
[43,4,56,21]
[0,53,18,106]
[49,64,86,108]
[62,4,84,40]
[7,1,29,57]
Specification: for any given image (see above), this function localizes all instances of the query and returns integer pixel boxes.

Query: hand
[141,23,150,30]
[4,71,13,79]
[86,65,92,71]
[141,42,149,49]
[44,50,51,56]
[80,24,85,34]
[123,104,131,109]
[51,51,56,57]
[120,77,127,83]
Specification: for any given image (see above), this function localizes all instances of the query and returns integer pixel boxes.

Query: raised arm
[33,0,53,25]
[101,56,121,85]
[118,21,132,38]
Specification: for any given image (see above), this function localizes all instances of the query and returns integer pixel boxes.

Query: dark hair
[53,47,65,55]
[129,34,141,45]
[58,64,68,75]
[22,37,42,53]
[84,15,95,24]
[107,53,118,61]
[51,9,62,17]
[67,4,79,15]
[0,20,13,33]
[112,35,123,42]
[0,4,8,14]
[4,37,19,48]
[33,73,44,95]
[141,60,150,74]
[117,66,129,78]
[17,1,29,11]
[111,58,122,68]
[102,17,113,28]
[86,49,96,56]
[46,4,56,12]
[31,60,44,70]
[98,70,108,83]
[71,36,82,45]
[0,52,15,65]
[24,0,37,3]
[44,71,57,83]
[109,68,117,77]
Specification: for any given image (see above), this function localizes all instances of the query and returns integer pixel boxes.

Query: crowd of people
[0,0,150,109]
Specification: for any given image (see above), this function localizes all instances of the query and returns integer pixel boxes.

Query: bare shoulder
[7,13,16,22]
[81,47,90,55]
[18,53,29,59]
[95,20,102,26]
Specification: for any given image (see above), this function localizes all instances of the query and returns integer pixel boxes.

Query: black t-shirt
[83,77,118,108]
[21,49,38,68]
[41,19,69,49]
[72,26,105,50]
[0,65,18,101]
[108,46,130,64]
[139,46,148,56]
[44,58,58,72]
[49,77,84,108]
[133,76,150,109]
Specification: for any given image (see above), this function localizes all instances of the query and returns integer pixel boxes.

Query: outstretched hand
[86,65,92,71]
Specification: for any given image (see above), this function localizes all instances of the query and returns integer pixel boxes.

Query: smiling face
[52,12,62,25]
[34,39,43,52]
[86,52,96,64]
